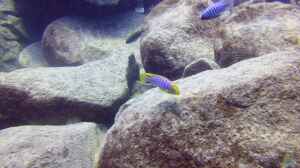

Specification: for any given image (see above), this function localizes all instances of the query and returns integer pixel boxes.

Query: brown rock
[182,58,220,77]
[42,17,85,66]
[99,51,300,168]
[215,2,300,67]
[140,0,222,80]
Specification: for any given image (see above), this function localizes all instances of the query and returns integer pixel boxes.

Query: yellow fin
[171,84,180,95]
[139,72,156,83]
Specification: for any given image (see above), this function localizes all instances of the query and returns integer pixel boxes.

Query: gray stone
[0,53,139,128]
[140,0,222,80]
[18,42,48,68]
[42,13,144,66]
[182,58,220,77]
[0,0,29,71]
[42,17,86,66]
[99,51,300,168]
[0,122,105,168]
[215,2,300,67]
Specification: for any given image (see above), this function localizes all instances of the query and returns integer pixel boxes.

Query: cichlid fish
[200,0,231,20]
[139,72,180,95]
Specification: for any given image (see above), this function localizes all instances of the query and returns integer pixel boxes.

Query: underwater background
[0,0,299,167]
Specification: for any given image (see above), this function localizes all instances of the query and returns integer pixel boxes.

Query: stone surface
[0,0,29,71]
[99,51,300,168]
[0,53,139,128]
[140,0,222,80]
[42,17,86,66]
[182,58,220,77]
[18,42,48,68]
[42,13,143,66]
[0,122,105,168]
[215,2,300,67]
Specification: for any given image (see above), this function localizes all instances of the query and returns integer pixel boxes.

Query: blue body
[201,1,229,20]
[146,75,172,91]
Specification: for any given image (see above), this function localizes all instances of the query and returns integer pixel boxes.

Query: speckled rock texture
[0,0,29,71]
[42,13,143,66]
[140,0,220,80]
[182,57,220,77]
[0,53,139,128]
[42,17,85,66]
[140,0,300,79]
[99,51,300,168]
[0,122,105,168]
[215,2,300,67]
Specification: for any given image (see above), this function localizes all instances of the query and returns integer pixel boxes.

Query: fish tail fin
[172,84,180,95]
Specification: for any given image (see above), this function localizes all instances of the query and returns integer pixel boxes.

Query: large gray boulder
[140,0,220,80]
[42,17,87,66]
[99,51,300,168]
[42,13,143,66]
[215,2,300,67]
[0,53,139,128]
[0,122,105,168]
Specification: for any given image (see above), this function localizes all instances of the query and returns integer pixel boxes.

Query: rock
[131,81,154,97]
[0,122,105,168]
[140,0,220,80]
[42,13,144,66]
[0,0,29,71]
[215,2,300,67]
[0,59,19,72]
[99,51,300,168]
[18,42,48,68]
[0,53,139,128]
[42,17,86,66]
[182,58,220,77]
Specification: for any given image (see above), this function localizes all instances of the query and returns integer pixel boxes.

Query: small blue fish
[200,1,230,20]
[139,72,180,95]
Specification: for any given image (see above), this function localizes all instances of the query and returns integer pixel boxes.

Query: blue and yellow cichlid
[139,72,180,95]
